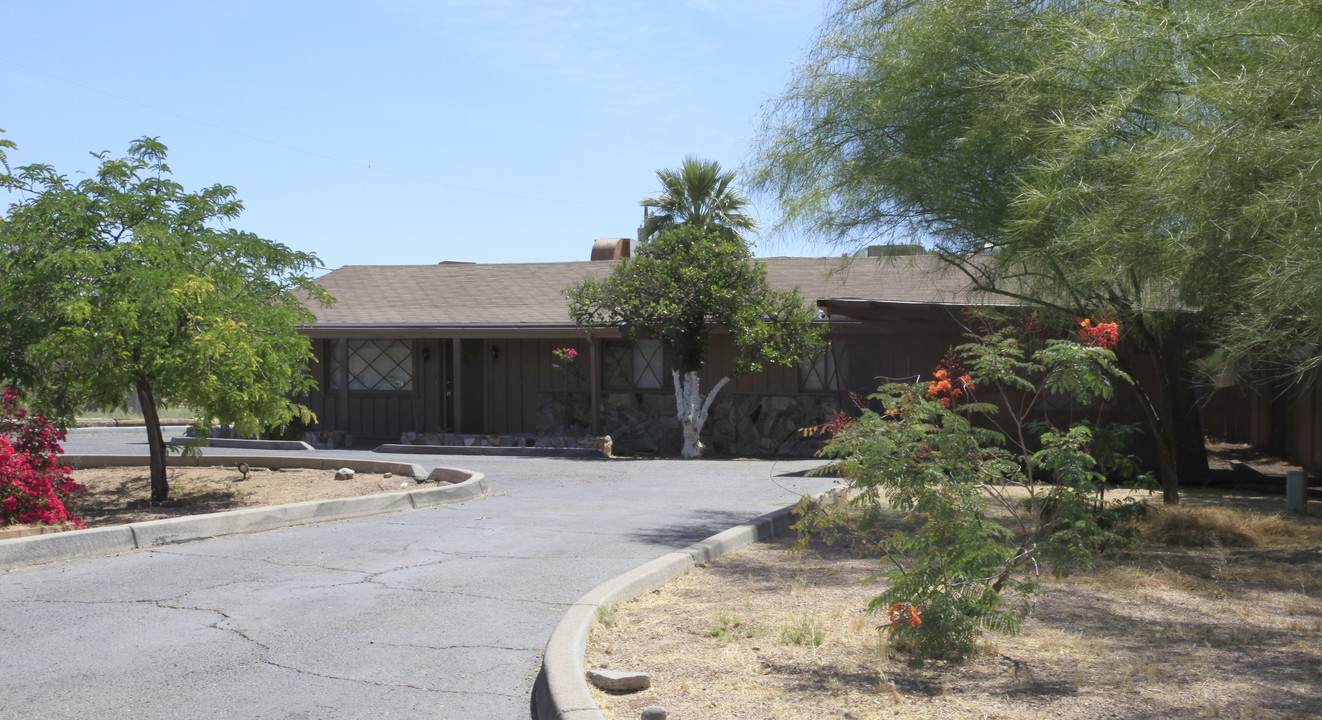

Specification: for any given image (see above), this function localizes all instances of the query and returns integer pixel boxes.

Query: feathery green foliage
[752,0,1322,501]
[799,328,1152,666]
[0,137,332,502]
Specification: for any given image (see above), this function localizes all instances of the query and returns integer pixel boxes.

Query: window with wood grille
[800,341,847,392]
[602,339,665,390]
[326,340,414,391]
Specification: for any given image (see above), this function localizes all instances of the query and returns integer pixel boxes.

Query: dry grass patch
[587,488,1322,720]
[60,465,422,528]
[1142,505,1321,547]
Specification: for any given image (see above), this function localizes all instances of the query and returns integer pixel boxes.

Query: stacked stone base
[398,431,612,456]
[600,393,839,458]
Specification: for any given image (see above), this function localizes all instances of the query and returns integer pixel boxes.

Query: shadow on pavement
[625,509,760,548]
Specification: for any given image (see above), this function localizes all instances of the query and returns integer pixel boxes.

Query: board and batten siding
[306,338,445,443]
[487,337,589,435]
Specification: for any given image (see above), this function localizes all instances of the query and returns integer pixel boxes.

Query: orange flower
[1078,317,1120,350]
[886,602,922,629]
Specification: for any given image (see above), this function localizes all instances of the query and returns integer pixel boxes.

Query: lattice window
[633,339,663,389]
[602,339,665,390]
[326,339,414,391]
[327,341,342,391]
[801,341,847,392]
[602,343,631,389]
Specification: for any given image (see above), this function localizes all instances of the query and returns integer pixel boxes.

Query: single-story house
[299,242,985,455]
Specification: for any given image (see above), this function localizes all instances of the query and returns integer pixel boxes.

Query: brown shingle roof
[305,255,980,331]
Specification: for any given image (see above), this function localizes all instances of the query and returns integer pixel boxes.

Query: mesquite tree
[565,225,826,457]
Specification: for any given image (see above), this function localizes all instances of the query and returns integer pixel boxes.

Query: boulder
[586,669,651,692]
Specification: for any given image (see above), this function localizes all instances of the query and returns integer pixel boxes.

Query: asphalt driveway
[0,428,835,719]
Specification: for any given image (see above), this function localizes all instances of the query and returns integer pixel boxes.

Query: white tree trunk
[673,370,730,459]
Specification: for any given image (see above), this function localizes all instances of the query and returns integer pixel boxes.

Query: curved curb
[1,458,488,573]
[168,437,316,451]
[532,489,844,720]
[57,454,433,479]
[373,444,607,459]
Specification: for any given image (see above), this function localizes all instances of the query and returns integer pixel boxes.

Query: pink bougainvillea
[0,389,85,528]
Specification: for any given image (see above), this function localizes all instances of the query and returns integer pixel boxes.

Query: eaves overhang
[298,323,621,340]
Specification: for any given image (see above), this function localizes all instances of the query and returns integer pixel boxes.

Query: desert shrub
[0,388,85,527]
[797,324,1153,666]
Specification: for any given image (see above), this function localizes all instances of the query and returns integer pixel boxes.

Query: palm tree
[640,157,757,241]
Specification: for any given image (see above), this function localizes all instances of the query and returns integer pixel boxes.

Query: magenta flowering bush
[550,347,585,431]
[551,347,579,367]
[0,388,85,528]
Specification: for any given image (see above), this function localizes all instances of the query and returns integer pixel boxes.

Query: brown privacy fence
[1204,373,1322,475]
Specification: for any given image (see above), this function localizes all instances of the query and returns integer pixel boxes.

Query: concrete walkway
[0,428,834,719]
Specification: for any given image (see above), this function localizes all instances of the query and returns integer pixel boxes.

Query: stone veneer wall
[600,392,840,457]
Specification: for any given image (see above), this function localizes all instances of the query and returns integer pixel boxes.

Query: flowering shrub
[0,388,85,528]
[796,325,1151,666]
[551,347,579,368]
[550,347,585,431]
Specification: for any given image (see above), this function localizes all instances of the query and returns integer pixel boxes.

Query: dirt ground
[59,465,424,528]
[587,488,1322,720]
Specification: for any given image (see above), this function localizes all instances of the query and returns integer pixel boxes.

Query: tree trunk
[673,370,730,459]
[135,377,170,503]
[1162,332,1210,488]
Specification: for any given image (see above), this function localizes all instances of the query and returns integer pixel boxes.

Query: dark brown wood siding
[487,337,589,434]
[306,338,442,443]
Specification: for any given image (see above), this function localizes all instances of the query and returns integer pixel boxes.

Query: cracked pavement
[0,428,835,719]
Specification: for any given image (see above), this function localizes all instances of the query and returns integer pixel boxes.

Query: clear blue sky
[3,1,831,272]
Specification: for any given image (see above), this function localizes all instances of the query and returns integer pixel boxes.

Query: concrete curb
[532,489,845,720]
[1,460,488,573]
[75,418,195,428]
[57,454,432,479]
[168,437,315,451]
[373,444,607,459]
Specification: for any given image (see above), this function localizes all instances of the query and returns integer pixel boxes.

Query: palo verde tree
[0,137,332,503]
[751,0,1322,503]
[565,225,826,458]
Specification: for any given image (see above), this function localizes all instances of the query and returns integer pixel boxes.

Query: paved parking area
[1,428,834,719]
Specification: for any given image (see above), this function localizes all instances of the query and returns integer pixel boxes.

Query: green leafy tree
[0,138,332,503]
[751,0,1322,503]
[565,225,826,457]
[640,156,757,242]
[0,128,13,175]
[801,326,1151,666]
